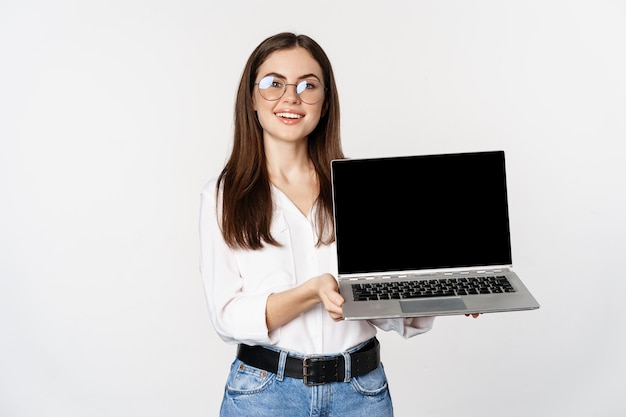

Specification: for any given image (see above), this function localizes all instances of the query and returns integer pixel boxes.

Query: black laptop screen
[331,151,513,275]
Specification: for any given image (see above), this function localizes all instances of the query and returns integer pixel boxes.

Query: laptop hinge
[338,266,513,281]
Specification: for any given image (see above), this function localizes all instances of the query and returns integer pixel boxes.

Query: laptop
[331,150,540,320]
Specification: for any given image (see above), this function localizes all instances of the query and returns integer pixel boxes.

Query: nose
[282,83,301,103]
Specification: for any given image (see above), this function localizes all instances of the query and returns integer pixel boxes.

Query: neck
[264,137,312,182]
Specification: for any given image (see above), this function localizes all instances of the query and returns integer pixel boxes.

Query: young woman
[200,32,435,417]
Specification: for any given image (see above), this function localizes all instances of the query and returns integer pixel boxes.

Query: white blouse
[199,178,435,355]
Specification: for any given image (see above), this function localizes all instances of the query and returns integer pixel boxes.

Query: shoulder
[200,177,224,218]
[200,177,222,200]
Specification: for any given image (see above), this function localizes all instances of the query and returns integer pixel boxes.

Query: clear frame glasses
[254,75,326,104]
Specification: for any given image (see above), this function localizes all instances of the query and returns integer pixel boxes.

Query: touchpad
[400,298,467,314]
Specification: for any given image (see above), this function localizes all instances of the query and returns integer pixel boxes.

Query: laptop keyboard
[351,275,516,301]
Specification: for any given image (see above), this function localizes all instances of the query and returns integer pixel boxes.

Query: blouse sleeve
[368,316,436,338]
[199,180,275,345]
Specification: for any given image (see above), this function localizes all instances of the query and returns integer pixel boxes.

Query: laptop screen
[331,151,513,275]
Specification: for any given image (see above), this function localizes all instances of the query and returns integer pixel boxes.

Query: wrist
[303,275,322,303]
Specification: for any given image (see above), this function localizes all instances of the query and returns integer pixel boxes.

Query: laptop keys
[351,275,516,301]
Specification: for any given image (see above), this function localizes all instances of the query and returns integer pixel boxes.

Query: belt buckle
[302,355,329,386]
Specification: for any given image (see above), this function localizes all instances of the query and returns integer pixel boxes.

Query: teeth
[276,112,302,119]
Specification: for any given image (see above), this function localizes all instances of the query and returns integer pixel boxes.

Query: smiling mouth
[275,112,303,119]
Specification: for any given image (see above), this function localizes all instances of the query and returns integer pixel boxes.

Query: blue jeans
[219,341,394,417]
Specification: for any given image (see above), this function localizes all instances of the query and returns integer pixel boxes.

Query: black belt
[236,338,380,386]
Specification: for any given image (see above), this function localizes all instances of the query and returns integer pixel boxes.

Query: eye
[258,76,284,90]
[296,80,320,94]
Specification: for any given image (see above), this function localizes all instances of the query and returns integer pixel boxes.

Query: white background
[1,1,625,416]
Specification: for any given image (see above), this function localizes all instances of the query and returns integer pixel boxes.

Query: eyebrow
[261,72,322,82]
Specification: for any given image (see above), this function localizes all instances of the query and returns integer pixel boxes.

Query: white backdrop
[1,1,625,416]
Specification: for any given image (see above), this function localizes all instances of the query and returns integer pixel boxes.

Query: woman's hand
[265,273,344,331]
[313,273,344,321]
[465,313,481,318]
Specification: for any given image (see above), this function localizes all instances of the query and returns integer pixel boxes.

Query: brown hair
[217,32,344,250]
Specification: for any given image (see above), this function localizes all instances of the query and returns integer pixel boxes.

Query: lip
[274,110,305,124]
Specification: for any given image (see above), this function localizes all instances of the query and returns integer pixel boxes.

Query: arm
[200,181,272,344]
[200,181,343,344]
[265,273,344,332]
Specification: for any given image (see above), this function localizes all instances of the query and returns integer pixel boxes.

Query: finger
[330,312,344,321]
[324,300,343,317]
[327,304,343,316]
[330,292,344,306]
[321,295,341,311]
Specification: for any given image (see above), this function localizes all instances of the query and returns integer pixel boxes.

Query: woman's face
[253,47,326,145]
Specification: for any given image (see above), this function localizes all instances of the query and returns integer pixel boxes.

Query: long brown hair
[217,32,344,250]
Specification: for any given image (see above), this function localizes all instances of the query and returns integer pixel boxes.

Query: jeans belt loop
[342,351,352,382]
[276,350,288,381]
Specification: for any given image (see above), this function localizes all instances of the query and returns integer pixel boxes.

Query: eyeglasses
[254,75,326,105]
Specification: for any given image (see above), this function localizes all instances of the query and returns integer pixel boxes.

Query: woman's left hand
[314,273,345,321]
